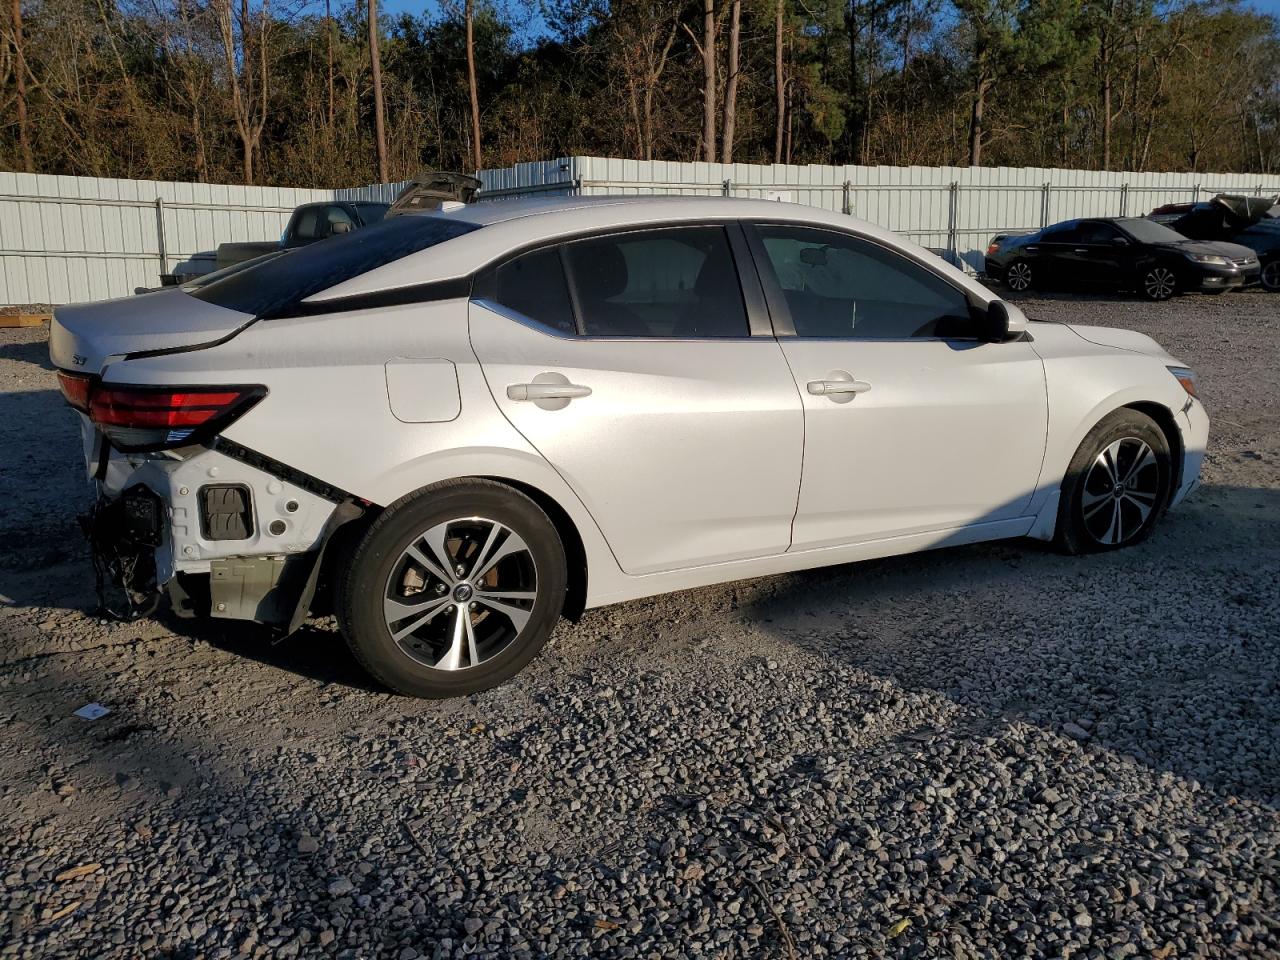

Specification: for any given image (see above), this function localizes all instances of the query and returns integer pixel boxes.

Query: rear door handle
[806,378,872,396]
[1074,248,1088,254]
[507,382,592,401]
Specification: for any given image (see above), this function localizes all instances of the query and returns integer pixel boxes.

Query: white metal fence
[3,159,1277,304]
[486,158,1280,270]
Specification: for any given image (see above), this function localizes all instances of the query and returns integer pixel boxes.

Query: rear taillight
[986,241,1001,256]
[57,374,265,451]
[57,371,93,412]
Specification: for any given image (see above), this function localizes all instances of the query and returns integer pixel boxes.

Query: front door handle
[507,382,592,401]
[1074,248,1088,254]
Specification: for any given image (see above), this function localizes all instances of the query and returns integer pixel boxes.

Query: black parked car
[985,217,1260,301]
[1149,194,1280,293]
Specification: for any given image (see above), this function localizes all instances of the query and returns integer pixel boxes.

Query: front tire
[1261,259,1280,293]
[338,479,567,698]
[1141,265,1178,301]
[1055,409,1172,555]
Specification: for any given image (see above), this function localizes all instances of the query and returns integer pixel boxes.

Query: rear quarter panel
[108,300,626,597]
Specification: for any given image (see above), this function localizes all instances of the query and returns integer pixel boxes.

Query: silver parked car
[52,197,1208,698]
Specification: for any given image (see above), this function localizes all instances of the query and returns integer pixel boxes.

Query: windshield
[1119,218,1188,244]
[189,215,479,318]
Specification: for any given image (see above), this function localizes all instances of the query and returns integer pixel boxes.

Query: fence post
[1041,182,1051,227]
[842,180,852,215]
[1192,183,1200,203]
[1119,183,1129,216]
[947,182,959,258]
[154,198,168,276]
[722,179,732,197]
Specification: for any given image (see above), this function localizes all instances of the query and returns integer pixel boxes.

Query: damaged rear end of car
[51,293,359,629]
[50,213,480,630]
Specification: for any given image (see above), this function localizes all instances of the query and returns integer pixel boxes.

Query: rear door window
[1041,224,1080,243]
[561,226,749,338]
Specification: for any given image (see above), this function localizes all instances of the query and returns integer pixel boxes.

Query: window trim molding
[742,220,990,342]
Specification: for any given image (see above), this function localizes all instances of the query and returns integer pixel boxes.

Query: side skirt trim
[585,515,1038,609]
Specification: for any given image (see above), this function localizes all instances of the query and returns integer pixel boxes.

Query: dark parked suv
[985,217,1259,301]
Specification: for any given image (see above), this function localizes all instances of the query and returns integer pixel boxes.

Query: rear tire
[1004,259,1034,292]
[1055,409,1172,555]
[338,479,567,698]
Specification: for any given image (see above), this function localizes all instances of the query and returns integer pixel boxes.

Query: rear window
[355,202,390,224]
[190,215,480,318]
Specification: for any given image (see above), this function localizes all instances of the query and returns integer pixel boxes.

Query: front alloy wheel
[1142,266,1177,301]
[1056,409,1171,555]
[1079,438,1161,546]
[1005,260,1034,292]
[340,479,566,698]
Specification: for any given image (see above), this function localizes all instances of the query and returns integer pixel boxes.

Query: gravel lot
[1,290,1277,959]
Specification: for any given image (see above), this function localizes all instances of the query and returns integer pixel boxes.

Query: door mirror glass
[986,300,1028,342]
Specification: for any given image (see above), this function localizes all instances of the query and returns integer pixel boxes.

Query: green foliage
[0,0,1276,182]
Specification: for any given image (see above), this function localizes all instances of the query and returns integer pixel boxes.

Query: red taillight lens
[986,241,1001,256]
[57,371,93,412]
[65,381,265,451]
[90,388,249,429]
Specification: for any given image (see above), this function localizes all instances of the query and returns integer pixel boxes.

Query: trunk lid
[49,289,256,376]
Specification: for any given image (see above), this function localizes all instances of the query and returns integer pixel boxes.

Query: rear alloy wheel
[1141,265,1178,301]
[1261,259,1280,293]
[1005,260,1034,292]
[1055,409,1172,555]
[339,480,566,698]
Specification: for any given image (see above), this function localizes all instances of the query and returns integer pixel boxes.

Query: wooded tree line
[2,0,1277,186]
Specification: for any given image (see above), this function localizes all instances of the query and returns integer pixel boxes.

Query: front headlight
[1185,253,1230,266]
[1167,366,1199,400]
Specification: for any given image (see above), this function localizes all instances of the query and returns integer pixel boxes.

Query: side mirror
[985,299,1028,342]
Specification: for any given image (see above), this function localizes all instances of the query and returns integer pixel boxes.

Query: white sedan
[51,197,1208,698]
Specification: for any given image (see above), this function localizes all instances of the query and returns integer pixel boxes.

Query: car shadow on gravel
[0,338,57,371]
[739,482,1280,806]
[156,613,386,693]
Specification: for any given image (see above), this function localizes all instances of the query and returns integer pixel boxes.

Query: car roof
[435,194,844,226]
[306,194,997,307]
